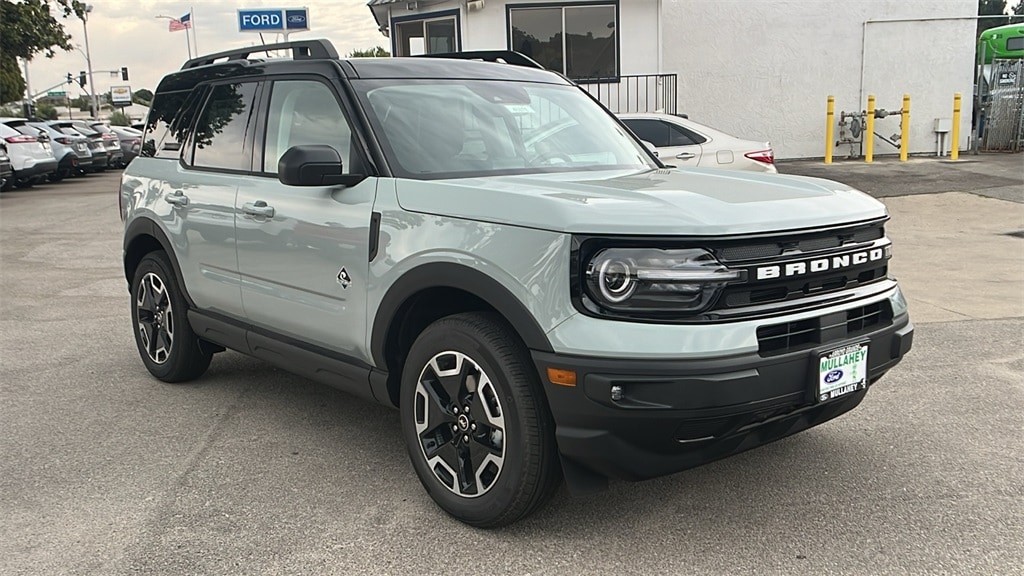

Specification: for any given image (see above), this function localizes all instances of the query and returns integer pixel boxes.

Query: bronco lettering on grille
[755,247,887,281]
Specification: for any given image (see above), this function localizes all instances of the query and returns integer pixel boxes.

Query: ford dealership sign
[238,7,309,32]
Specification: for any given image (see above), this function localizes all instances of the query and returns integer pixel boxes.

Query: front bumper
[533,314,913,482]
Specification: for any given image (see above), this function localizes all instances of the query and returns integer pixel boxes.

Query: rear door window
[142,87,206,159]
[622,119,671,147]
[190,82,259,171]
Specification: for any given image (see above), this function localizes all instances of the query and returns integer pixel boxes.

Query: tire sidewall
[130,252,197,381]
[400,320,535,524]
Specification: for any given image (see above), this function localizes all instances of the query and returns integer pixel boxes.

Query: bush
[108,110,131,126]
[36,102,59,120]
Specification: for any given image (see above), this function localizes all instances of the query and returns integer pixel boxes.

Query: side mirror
[640,140,658,157]
[278,144,366,187]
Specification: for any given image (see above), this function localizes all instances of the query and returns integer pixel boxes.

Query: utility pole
[82,4,100,119]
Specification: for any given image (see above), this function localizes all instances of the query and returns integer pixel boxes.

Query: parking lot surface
[1,163,1022,575]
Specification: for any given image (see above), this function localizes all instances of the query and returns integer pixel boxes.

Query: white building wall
[661,0,978,159]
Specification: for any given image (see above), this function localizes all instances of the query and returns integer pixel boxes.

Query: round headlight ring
[597,258,636,303]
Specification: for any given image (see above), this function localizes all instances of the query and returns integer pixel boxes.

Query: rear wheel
[130,251,212,382]
[400,312,561,527]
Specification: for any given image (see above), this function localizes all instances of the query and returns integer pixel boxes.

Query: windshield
[354,79,656,179]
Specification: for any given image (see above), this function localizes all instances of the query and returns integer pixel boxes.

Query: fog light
[610,385,623,401]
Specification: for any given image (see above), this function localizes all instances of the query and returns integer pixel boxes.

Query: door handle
[242,200,275,218]
[164,191,189,207]
[675,152,697,160]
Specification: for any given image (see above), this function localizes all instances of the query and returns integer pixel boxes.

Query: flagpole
[190,7,199,54]
[184,24,192,59]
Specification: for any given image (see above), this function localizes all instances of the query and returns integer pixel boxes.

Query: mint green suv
[120,40,913,527]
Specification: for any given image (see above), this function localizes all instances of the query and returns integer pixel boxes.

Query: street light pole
[82,4,100,119]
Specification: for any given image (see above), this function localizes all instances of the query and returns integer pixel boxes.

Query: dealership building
[367,0,978,159]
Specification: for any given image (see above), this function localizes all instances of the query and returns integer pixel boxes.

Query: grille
[717,224,884,262]
[756,300,893,356]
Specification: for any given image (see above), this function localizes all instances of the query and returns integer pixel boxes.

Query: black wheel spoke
[471,427,503,456]
[138,280,156,313]
[455,443,476,494]
[420,422,453,459]
[156,326,172,355]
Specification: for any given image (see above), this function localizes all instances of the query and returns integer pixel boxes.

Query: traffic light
[22,102,36,118]
[66,72,73,85]
[78,71,87,88]
[120,66,129,81]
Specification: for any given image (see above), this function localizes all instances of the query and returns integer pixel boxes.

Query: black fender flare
[370,262,554,369]
[123,217,195,307]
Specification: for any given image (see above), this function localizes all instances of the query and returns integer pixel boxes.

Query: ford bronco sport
[120,40,913,527]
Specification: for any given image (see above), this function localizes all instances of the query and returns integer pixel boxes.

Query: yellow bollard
[825,96,835,164]
[865,95,875,163]
[951,93,961,160]
[900,94,910,162]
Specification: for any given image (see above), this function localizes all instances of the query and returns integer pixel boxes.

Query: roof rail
[181,39,339,70]
[416,51,546,70]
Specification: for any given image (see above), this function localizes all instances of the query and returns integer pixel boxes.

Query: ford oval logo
[824,369,843,384]
[288,14,305,23]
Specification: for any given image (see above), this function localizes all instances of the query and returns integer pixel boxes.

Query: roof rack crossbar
[181,39,339,70]
[416,51,546,70]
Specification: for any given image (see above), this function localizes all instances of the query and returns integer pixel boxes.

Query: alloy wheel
[414,351,506,498]
[135,272,174,364]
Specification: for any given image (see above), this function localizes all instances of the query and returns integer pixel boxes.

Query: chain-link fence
[980,59,1024,152]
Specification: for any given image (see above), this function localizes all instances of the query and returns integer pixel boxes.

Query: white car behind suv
[619,112,776,174]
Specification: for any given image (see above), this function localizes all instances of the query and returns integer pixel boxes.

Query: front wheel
[400,312,561,527]
[130,251,212,382]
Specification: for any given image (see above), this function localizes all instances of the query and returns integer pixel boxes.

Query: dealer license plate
[817,343,868,402]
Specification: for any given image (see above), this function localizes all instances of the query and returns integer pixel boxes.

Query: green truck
[979,23,1024,63]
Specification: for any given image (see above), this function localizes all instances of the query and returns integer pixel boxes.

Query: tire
[48,171,65,183]
[130,251,212,383]
[400,312,561,527]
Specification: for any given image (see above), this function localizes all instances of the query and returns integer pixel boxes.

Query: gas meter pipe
[900,94,910,162]
[825,96,835,164]
[865,95,876,163]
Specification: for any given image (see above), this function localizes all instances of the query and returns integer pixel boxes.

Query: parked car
[0,118,58,189]
[618,112,777,173]
[49,121,109,171]
[24,121,93,180]
[0,143,13,189]
[121,40,912,527]
[109,125,143,165]
[86,123,125,168]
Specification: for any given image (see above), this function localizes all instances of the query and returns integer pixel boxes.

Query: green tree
[132,88,153,104]
[0,0,85,104]
[347,46,389,58]
[108,110,130,126]
[978,0,1009,36]
[36,101,59,120]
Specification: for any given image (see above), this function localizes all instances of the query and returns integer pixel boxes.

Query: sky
[23,0,386,99]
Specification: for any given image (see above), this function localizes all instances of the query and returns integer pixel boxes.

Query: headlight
[583,248,743,316]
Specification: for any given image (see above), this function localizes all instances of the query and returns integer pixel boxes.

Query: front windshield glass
[354,79,656,179]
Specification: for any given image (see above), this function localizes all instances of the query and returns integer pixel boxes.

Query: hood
[395,168,887,236]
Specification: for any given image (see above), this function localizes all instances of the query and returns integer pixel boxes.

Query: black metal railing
[576,74,678,115]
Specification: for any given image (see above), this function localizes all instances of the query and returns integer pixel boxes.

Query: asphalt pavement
[1,158,1022,575]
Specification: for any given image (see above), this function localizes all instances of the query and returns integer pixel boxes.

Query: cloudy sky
[25,0,386,98]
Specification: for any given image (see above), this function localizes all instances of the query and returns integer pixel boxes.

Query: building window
[392,10,459,56]
[508,2,617,80]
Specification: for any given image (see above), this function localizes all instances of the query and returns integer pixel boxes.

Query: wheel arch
[370,263,554,407]
[123,217,194,306]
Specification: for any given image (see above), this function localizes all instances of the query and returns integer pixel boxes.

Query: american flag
[169,13,191,32]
